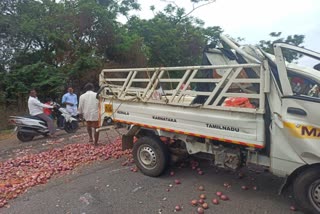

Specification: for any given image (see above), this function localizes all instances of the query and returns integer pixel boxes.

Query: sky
[126,0,320,60]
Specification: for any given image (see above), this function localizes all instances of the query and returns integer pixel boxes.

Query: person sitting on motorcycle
[43,98,54,119]
[28,89,56,137]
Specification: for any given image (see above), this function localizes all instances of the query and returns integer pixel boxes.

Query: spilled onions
[0,137,130,208]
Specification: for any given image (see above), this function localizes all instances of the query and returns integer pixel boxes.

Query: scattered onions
[0,137,131,206]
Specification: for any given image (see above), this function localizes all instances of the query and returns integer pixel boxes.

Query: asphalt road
[0,127,301,214]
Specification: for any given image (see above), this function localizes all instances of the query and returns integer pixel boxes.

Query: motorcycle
[9,103,78,142]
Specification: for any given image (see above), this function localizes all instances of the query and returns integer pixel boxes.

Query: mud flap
[278,176,289,195]
[121,125,141,151]
[122,134,133,151]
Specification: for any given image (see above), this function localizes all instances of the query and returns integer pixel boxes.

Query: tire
[17,131,34,142]
[293,166,320,214]
[64,121,78,133]
[133,136,169,177]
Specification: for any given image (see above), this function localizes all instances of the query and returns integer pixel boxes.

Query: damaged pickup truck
[97,35,320,214]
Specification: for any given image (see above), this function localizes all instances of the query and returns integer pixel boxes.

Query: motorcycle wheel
[64,121,78,133]
[17,131,34,142]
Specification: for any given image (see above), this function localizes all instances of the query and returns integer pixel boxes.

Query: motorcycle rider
[28,89,56,137]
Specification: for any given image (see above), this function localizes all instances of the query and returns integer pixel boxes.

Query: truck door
[273,44,320,165]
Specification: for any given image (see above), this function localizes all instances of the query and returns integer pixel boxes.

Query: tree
[258,32,305,62]
[0,0,306,108]
[126,3,222,67]
[0,0,142,103]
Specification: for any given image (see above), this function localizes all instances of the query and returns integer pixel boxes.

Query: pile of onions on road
[0,137,131,208]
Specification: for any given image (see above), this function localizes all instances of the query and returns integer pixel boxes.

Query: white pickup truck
[97,35,320,214]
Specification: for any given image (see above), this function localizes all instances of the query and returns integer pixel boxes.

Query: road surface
[0,127,301,214]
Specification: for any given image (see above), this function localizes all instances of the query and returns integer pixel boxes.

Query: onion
[241,185,248,190]
[199,194,206,199]
[198,185,205,191]
[175,205,182,211]
[198,171,204,175]
[290,206,297,211]
[252,186,258,191]
[216,191,223,197]
[220,195,229,201]
[190,199,198,206]
[198,199,205,204]
[202,202,209,209]
[174,179,181,185]
[197,207,204,214]
[170,171,175,176]
[5,183,12,188]
[212,198,219,205]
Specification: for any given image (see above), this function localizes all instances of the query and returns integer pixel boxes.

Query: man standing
[28,89,56,137]
[78,83,100,145]
[62,87,78,116]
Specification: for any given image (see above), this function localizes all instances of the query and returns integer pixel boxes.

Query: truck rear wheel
[133,136,169,177]
[293,166,320,214]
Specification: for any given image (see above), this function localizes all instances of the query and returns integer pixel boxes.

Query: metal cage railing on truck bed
[99,61,270,114]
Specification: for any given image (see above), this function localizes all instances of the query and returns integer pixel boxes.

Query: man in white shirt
[78,83,100,145]
[28,89,56,137]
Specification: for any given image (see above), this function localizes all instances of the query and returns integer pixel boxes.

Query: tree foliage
[0,0,141,101]
[126,4,222,66]
[0,0,306,107]
[259,32,305,62]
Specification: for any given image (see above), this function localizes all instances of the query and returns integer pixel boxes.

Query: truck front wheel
[133,136,169,177]
[293,166,320,214]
